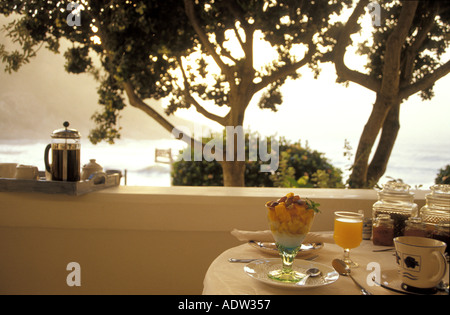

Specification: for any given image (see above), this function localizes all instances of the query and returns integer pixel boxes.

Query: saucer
[244,258,339,289]
[372,269,448,295]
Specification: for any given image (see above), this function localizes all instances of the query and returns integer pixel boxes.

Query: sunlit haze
[0,7,449,188]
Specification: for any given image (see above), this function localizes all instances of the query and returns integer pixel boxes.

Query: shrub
[270,139,344,188]
[171,134,343,188]
[171,131,273,187]
[435,165,450,185]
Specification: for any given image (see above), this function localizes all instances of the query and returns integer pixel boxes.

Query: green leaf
[306,198,321,213]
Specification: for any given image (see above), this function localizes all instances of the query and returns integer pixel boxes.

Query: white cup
[394,236,447,289]
[0,163,18,178]
[15,165,40,180]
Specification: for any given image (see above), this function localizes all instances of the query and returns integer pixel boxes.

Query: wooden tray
[0,171,121,196]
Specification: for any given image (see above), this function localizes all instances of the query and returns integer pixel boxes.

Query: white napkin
[231,229,335,244]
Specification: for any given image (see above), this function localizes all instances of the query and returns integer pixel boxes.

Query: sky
[163,15,450,187]
[160,8,450,155]
[0,7,449,188]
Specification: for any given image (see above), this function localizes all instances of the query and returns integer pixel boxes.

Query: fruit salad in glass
[265,192,319,282]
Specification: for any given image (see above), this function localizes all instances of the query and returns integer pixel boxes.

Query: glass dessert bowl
[265,192,319,282]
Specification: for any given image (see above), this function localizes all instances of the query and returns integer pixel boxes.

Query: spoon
[372,247,395,252]
[299,267,321,285]
[332,259,373,295]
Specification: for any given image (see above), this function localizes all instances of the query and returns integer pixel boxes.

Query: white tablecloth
[202,232,448,295]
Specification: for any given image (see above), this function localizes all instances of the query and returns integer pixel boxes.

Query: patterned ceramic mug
[394,236,447,289]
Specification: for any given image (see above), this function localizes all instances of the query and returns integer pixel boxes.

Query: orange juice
[334,217,363,249]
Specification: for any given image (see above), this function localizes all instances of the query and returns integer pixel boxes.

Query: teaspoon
[332,259,373,295]
[299,267,321,285]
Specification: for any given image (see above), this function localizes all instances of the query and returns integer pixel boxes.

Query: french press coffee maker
[44,122,81,181]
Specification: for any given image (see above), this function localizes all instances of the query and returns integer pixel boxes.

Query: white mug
[394,236,447,289]
[0,163,18,178]
[15,165,40,180]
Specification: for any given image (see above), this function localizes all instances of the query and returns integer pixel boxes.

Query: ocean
[0,136,448,189]
[0,138,185,187]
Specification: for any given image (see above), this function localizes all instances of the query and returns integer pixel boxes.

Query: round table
[202,233,448,295]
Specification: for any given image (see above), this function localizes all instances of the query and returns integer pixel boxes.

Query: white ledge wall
[0,187,427,294]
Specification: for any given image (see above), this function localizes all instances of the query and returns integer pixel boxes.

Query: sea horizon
[0,133,446,189]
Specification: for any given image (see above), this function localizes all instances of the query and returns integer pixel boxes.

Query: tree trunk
[367,102,401,185]
[349,95,393,188]
[220,160,246,187]
[336,1,450,188]
[218,103,250,187]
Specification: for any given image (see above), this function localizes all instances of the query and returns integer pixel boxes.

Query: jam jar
[432,223,449,255]
[420,184,450,234]
[404,217,427,237]
[372,214,394,246]
[372,181,418,238]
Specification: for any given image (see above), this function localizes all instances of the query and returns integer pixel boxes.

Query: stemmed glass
[266,242,308,283]
[333,211,364,268]
[265,194,317,283]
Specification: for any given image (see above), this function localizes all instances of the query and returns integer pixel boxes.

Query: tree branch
[254,46,315,93]
[380,1,419,95]
[183,0,234,83]
[401,6,437,84]
[225,0,247,26]
[333,0,380,92]
[217,41,239,64]
[236,24,255,98]
[242,24,255,71]
[123,81,176,134]
[123,80,206,149]
[225,0,250,56]
[399,59,450,99]
[233,23,246,51]
[253,46,314,94]
[177,56,228,126]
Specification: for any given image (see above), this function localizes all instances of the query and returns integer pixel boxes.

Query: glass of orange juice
[333,211,364,268]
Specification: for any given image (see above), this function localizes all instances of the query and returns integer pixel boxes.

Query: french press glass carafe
[44,122,81,181]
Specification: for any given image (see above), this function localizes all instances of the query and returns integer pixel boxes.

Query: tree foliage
[0,0,352,186]
[1,0,194,143]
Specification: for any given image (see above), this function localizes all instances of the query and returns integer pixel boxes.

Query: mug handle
[430,251,447,284]
[44,144,52,173]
